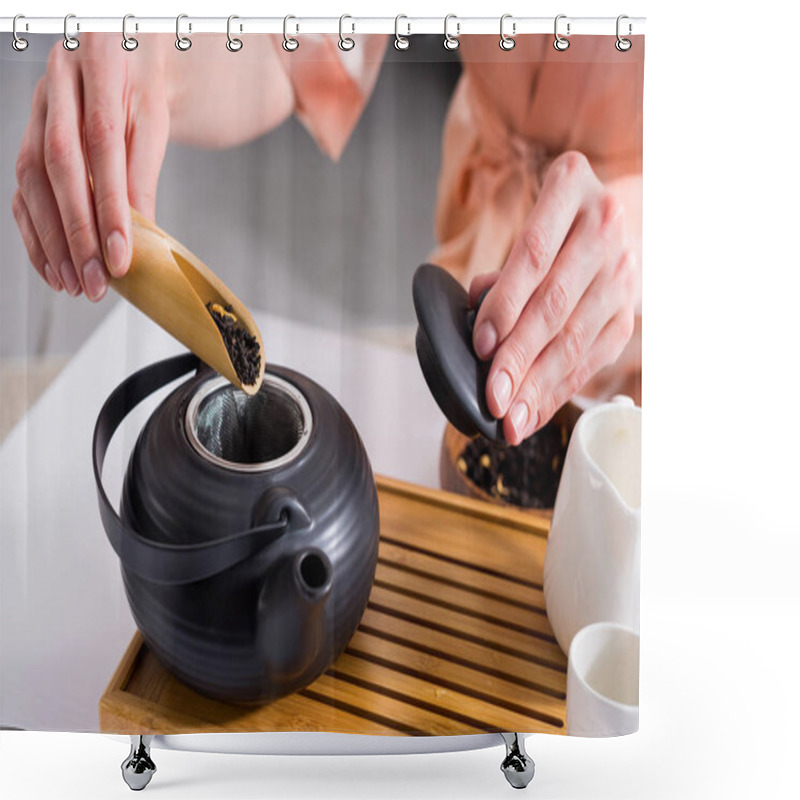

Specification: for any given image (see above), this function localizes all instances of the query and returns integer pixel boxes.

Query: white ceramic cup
[566,622,639,737]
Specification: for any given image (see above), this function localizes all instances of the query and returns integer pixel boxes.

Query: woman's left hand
[470,150,639,445]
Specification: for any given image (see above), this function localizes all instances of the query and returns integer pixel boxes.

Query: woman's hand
[12,36,171,300]
[470,151,639,445]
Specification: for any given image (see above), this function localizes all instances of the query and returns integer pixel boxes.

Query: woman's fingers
[470,150,637,443]
[126,95,170,221]
[82,54,132,277]
[11,191,61,291]
[44,47,107,301]
[505,249,638,443]
[468,271,501,307]
[485,190,625,419]
[525,310,635,440]
[14,36,173,299]
[15,78,81,296]
[471,151,593,361]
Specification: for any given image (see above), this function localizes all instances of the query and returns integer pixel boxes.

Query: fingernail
[474,321,497,359]
[60,259,81,296]
[105,230,128,277]
[510,402,529,439]
[43,262,62,291]
[82,258,108,301]
[493,369,513,412]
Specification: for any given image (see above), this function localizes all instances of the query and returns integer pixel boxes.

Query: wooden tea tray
[99,476,567,736]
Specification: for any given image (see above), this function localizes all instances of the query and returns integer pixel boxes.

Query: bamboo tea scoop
[111,209,265,395]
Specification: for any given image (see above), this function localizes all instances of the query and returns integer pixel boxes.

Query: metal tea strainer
[185,375,312,472]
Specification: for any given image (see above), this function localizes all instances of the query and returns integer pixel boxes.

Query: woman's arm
[165,36,294,149]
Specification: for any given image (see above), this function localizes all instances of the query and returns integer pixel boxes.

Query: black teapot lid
[412,263,504,442]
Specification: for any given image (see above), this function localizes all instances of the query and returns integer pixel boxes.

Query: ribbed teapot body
[118,364,379,703]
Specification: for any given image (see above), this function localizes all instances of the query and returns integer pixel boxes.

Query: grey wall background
[0,35,461,361]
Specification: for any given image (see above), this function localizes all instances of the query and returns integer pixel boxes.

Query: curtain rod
[1,16,646,37]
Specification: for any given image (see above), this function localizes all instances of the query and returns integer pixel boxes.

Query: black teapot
[93,354,379,704]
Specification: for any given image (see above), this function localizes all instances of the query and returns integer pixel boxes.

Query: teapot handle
[92,354,297,585]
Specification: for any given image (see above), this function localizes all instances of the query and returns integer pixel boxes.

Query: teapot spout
[256,548,332,690]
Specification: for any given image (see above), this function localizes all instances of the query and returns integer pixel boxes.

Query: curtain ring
[122,14,138,51]
[226,15,243,52]
[283,15,299,51]
[615,15,632,52]
[339,14,355,51]
[443,14,460,51]
[499,14,516,51]
[175,14,192,51]
[12,15,29,52]
[63,14,79,51]
[553,14,570,51]
[394,15,410,51]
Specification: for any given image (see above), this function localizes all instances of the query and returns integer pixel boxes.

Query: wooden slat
[376,492,547,587]
[358,606,566,690]
[378,540,547,612]
[110,646,403,735]
[368,584,565,665]
[102,632,147,696]
[162,675,401,735]
[99,689,215,734]
[375,475,551,537]
[124,640,171,701]
[346,629,564,706]
[328,653,561,733]
[374,560,553,638]
[301,673,484,736]
[342,635,565,725]
[99,475,566,736]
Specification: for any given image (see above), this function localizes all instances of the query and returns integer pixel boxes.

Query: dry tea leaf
[459,420,570,509]
[206,302,261,387]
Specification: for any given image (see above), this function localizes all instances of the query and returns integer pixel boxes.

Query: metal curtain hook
[394,14,410,51]
[444,14,460,51]
[339,14,355,51]
[283,15,299,51]
[12,14,29,52]
[176,14,192,51]
[616,14,632,51]
[63,14,79,51]
[554,14,570,51]
[499,14,516,51]
[122,14,138,51]
[227,15,243,51]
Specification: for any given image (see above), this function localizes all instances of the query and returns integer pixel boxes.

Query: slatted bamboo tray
[99,475,567,736]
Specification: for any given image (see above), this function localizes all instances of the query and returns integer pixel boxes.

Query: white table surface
[0,301,446,732]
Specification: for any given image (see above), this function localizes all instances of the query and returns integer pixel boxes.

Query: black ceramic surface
[93,354,379,704]
[412,264,504,442]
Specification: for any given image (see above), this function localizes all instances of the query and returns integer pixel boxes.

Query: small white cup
[566,622,639,737]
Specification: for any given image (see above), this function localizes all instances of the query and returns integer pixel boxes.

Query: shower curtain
[0,26,643,741]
